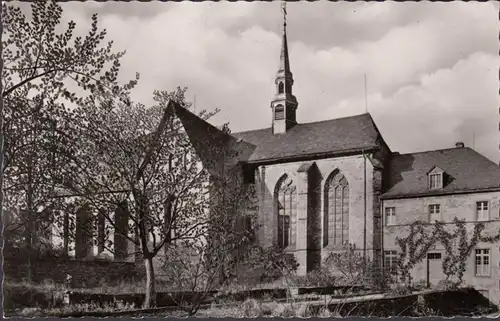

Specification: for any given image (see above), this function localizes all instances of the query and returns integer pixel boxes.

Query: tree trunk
[143,256,156,308]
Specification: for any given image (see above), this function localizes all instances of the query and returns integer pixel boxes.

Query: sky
[20,1,500,163]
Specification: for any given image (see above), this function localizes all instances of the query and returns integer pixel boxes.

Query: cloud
[17,1,500,163]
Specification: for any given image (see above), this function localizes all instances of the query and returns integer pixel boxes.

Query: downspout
[363,150,367,271]
[380,198,385,290]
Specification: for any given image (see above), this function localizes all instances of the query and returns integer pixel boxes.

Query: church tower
[271,2,298,135]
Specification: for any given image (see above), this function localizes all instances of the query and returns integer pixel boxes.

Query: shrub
[435,279,458,291]
[4,281,68,312]
[241,298,261,317]
[290,268,336,288]
[385,283,411,298]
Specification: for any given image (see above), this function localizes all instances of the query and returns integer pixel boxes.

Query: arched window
[278,82,284,94]
[275,174,297,249]
[324,170,349,247]
[275,105,285,120]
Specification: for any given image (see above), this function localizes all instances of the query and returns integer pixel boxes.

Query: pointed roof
[278,23,291,77]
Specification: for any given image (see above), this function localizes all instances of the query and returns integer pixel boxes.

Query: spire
[279,1,291,75]
[270,0,298,135]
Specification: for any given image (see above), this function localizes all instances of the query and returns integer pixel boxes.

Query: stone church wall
[255,153,380,275]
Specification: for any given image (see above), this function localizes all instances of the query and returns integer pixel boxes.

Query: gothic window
[276,174,297,249]
[275,105,285,120]
[278,82,284,94]
[324,170,349,247]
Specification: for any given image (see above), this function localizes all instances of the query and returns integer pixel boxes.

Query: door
[426,252,445,288]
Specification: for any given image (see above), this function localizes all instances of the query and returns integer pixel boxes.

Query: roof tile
[382,147,500,198]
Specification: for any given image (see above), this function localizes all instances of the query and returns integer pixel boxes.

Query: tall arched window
[324,170,349,247]
[275,174,297,249]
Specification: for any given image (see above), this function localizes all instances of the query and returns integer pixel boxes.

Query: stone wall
[383,191,500,307]
[4,257,143,288]
[255,153,378,275]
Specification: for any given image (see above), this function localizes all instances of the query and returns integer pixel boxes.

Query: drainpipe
[380,199,385,290]
[363,151,367,271]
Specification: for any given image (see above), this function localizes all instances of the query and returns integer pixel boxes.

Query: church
[172,9,500,306]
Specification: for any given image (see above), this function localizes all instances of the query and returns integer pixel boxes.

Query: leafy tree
[56,85,256,308]
[1,0,137,281]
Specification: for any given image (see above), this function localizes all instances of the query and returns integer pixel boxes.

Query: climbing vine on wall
[395,220,442,287]
[396,218,500,289]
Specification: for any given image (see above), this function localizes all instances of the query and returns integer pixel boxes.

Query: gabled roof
[426,165,445,175]
[381,147,500,199]
[232,113,381,164]
[173,104,257,177]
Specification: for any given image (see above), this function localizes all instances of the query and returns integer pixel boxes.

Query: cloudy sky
[43,1,500,162]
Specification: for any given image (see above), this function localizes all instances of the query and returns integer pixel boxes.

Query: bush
[435,279,458,291]
[385,283,411,298]
[290,268,336,288]
[4,280,68,312]
[241,298,261,317]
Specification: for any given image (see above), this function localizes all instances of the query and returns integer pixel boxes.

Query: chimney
[455,142,464,148]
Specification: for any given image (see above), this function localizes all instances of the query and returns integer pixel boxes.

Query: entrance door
[426,252,445,288]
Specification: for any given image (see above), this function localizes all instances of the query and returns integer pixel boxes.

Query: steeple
[271,1,298,135]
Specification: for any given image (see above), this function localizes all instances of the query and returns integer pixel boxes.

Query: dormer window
[275,105,285,120]
[427,166,445,189]
[429,173,442,189]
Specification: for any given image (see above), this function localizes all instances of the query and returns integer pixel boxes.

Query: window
[324,170,349,247]
[385,207,396,226]
[384,251,398,274]
[429,173,442,189]
[275,105,284,120]
[427,252,442,260]
[278,82,284,94]
[476,201,489,221]
[475,249,490,276]
[428,204,441,223]
[276,175,296,249]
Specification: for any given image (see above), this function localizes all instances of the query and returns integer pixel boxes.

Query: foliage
[324,243,371,286]
[395,218,500,289]
[4,280,68,312]
[243,245,299,284]
[2,0,137,281]
[289,268,337,288]
[437,218,500,286]
[55,80,257,309]
[395,220,442,287]
[385,283,411,298]
[159,177,259,316]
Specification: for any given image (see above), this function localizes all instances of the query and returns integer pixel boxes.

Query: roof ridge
[394,146,474,156]
[233,112,371,135]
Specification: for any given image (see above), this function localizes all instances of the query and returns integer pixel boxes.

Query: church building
[172,10,500,306]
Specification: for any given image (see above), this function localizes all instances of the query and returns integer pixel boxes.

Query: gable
[427,166,444,175]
